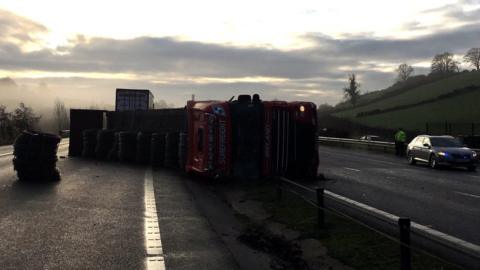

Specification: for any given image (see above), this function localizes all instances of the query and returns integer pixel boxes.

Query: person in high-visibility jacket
[394,128,407,156]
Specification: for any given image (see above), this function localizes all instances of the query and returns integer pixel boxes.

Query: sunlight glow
[0,0,460,49]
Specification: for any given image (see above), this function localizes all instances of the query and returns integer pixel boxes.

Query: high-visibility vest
[395,131,406,142]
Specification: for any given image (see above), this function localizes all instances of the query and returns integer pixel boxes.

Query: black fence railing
[276,177,480,269]
[426,122,480,136]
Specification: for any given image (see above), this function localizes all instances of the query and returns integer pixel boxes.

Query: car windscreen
[430,137,463,147]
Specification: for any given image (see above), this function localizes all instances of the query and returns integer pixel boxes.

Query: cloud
[3,21,478,79]
[1,36,347,80]
[305,23,480,62]
[0,9,47,47]
[421,3,480,24]
[1,7,480,106]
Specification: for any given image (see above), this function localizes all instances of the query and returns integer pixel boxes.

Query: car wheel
[429,155,439,169]
[467,166,477,172]
[407,153,416,165]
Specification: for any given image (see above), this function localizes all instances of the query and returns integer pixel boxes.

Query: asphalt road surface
[0,144,237,270]
[317,145,480,246]
[3,141,478,268]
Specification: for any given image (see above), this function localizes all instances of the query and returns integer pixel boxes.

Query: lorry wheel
[151,133,166,167]
[118,131,137,162]
[178,132,187,170]
[136,132,152,164]
[82,129,98,158]
[107,132,120,161]
[95,130,115,159]
[13,131,61,182]
[164,132,179,169]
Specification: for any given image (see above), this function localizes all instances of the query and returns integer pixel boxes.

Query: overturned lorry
[69,94,319,180]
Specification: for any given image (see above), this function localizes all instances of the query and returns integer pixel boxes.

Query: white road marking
[144,168,166,270]
[344,167,361,172]
[454,191,480,199]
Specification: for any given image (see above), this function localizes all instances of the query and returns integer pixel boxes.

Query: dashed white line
[454,191,480,199]
[144,168,166,270]
[344,167,361,172]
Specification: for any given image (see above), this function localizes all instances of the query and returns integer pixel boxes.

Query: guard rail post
[398,217,411,270]
[316,187,325,228]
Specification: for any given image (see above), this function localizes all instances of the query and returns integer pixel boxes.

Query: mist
[0,77,115,133]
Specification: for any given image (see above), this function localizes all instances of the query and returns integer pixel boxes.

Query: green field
[353,89,480,131]
[334,71,480,119]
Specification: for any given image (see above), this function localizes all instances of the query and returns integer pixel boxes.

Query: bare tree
[430,52,459,74]
[53,99,69,133]
[12,103,40,132]
[464,48,480,70]
[396,63,414,82]
[343,74,360,106]
[154,99,174,109]
[0,105,14,143]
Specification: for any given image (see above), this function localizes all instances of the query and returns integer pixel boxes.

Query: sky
[0,0,480,108]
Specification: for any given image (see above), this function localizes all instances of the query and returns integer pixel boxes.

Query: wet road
[0,144,237,269]
[317,145,480,245]
[0,145,13,156]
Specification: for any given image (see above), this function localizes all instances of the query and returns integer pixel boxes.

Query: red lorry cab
[186,95,318,180]
[186,100,232,178]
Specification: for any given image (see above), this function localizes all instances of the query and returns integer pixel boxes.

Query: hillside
[330,70,480,132]
[333,72,472,111]
[353,89,480,131]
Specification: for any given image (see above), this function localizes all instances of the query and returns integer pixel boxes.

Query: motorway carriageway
[1,141,479,268]
[317,145,480,246]
[0,143,237,269]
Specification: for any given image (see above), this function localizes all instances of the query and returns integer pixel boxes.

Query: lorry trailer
[69,94,319,180]
[115,88,154,111]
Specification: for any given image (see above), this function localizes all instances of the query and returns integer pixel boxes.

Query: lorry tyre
[165,132,179,168]
[95,130,115,159]
[178,132,187,170]
[150,133,166,168]
[107,132,120,161]
[82,129,98,158]
[136,132,152,164]
[118,131,137,162]
[13,131,61,182]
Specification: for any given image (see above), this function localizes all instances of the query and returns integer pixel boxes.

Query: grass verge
[244,182,461,270]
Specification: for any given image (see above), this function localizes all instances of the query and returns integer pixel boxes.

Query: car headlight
[473,152,477,158]
[437,152,447,156]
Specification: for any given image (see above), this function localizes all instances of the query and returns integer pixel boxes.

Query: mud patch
[238,225,310,270]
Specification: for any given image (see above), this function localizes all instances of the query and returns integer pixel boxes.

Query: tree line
[0,99,69,145]
[343,47,480,106]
